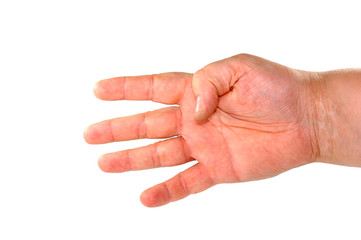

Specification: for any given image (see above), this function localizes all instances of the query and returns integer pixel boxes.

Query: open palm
[84,54,315,207]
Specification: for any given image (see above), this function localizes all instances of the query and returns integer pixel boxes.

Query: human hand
[84,54,318,207]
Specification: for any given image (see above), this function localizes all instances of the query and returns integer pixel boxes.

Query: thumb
[192,71,219,122]
[192,54,257,122]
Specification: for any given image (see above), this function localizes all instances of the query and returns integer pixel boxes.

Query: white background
[1,0,360,239]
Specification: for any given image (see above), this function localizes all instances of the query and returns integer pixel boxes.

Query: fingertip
[93,79,117,100]
[97,154,110,172]
[83,124,99,144]
[194,110,208,123]
[194,96,206,122]
[93,80,105,100]
[98,152,130,173]
[140,185,170,208]
[83,122,112,144]
[94,78,124,100]
[194,95,217,123]
[140,191,155,208]
[83,126,94,144]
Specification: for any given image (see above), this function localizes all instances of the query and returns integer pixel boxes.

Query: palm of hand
[84,54,313,207]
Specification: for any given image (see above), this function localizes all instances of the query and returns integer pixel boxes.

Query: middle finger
[84,106,182,144]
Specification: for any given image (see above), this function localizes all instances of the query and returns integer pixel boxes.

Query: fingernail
[195,96,202,113]
[194,96,205,122]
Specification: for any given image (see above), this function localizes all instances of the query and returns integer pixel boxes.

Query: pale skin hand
[84,54,359,207]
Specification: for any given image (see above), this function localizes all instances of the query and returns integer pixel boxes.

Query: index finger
[93,72,191,104]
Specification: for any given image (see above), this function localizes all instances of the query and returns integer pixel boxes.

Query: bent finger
[140,163,215,207]
[192,54,254,122]
[98,137,193,172]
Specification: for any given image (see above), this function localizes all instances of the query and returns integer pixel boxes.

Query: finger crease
[175,108,182,135]
[126,150,133,171]
[109,120,115,142]
[164,182,172,202]
[178,173,189,196]
[148,75,155,101]
[138,113,147,139]
[178,74,188,103]
[152,142,161,168]
[122,77,127,99]
[200,165,215,186]
[179,137,190,160]
[203,69,223,95]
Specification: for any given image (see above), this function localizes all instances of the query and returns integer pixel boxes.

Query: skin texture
[84,54,360,207]
[314,69,361,167]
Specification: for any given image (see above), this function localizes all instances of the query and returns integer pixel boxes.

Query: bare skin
[84,54,361,207]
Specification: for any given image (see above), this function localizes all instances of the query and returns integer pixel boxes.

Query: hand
[84,54,317,207]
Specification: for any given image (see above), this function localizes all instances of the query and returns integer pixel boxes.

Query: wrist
[305,69,361,167]
[294,70,333,164]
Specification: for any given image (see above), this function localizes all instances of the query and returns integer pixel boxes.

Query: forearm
[313,69,361,167]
